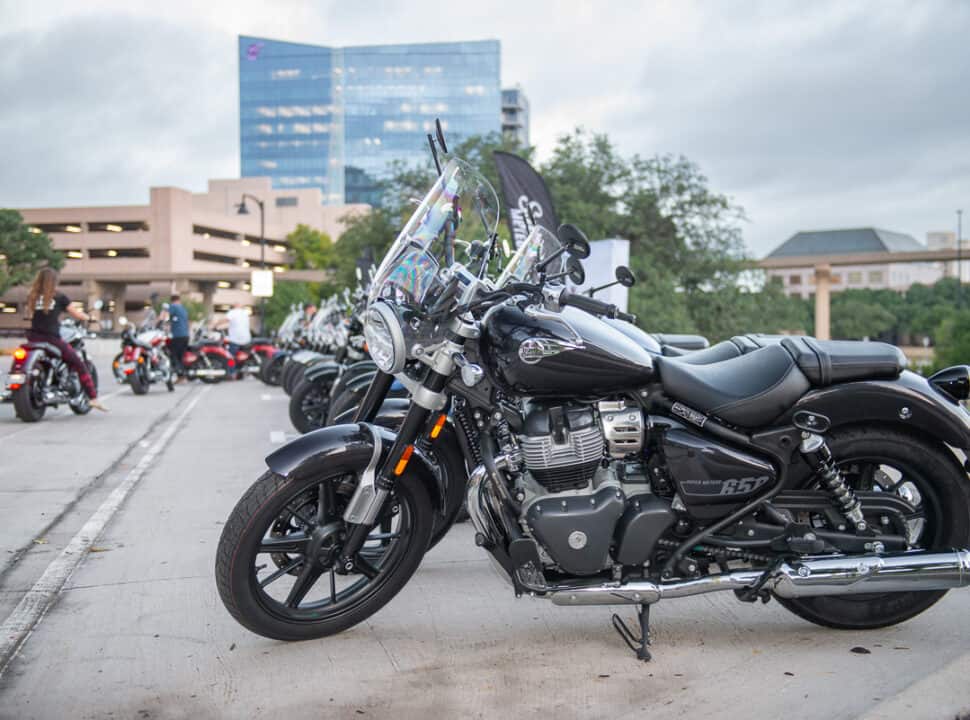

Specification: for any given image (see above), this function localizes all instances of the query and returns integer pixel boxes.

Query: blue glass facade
[239,37,501,205]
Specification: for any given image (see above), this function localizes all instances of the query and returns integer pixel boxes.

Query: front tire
[215,468,433,641]
[289,378,332,434]
[776,426,970,629]
[260,354,285,386]
[129,364,150,395]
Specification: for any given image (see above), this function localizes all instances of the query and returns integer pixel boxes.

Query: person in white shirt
[216,302,252,378]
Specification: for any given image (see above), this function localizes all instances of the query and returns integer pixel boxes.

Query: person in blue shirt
[165,294,190,381]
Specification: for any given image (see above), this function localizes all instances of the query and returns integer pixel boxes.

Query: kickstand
[612,604,652,661]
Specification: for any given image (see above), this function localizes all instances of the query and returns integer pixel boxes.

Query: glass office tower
[239,37,501,205]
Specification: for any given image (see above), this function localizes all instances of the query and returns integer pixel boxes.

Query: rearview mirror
[566,256,586,286]
[558,223,590,259]
[615,266,636,288]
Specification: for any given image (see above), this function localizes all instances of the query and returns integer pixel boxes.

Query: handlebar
[558,290,636,324]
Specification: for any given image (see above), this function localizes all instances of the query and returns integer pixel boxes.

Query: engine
[512,399,672,576]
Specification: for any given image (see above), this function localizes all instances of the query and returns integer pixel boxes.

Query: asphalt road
[0,373,968,719]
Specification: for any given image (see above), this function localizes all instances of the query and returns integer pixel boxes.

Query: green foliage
[263,281,318,331]
[286,224,334,271]
[0,209,64,295]
[934,308,970,367]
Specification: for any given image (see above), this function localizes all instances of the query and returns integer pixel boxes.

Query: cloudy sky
[1,0,967,256]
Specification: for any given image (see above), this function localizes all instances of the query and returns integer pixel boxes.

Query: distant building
[926,230,970,282]
[1,178,366,329]
[239,36,503,206]
[765,228,943,298]
[502,86,530,146]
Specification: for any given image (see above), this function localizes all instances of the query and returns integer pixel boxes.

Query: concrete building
[2,178,366,329]
[765,228,942,299]
[502,87,530,147]
[239,36,508,205]
[927,230,970,282]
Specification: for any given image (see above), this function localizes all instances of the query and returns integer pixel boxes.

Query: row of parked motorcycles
[216,125,970,663]
[110,309,277,394]
[3,307,280,422]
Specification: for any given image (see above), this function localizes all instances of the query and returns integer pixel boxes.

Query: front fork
[338,368,449,566]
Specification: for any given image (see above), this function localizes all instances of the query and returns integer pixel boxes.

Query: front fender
[304,360,341,384]
[781,370,970,449]
[265,422,446,513]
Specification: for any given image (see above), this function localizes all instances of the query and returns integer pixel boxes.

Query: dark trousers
[26,331,97,398]
[227,342,241,377]
[170,336,189,375]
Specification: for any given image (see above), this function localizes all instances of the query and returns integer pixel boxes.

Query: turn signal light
[13,348,27,361]
[393,445,415,476]
[8,383,21,390]
[429,414,447,439]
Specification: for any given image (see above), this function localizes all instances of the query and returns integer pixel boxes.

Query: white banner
[250,269,274,298]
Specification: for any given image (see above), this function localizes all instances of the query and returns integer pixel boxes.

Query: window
[788,274,801,285]
[32,223,84,234]
[193,251,239,265]
[193,225,238,241]
[868,270,884,283]
[848,271,863,284]
[89,248,150,259]
[831,274,842,284]
[275,196,298,207]
[63,249,84,259]
[88,221,149,232]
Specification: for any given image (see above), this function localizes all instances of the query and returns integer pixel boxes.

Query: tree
[934,308,970,368]
[286,224,334,271]
[0,210,64,295]
[264,281,318,331]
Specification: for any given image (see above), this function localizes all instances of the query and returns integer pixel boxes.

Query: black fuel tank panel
[481,304,655,397]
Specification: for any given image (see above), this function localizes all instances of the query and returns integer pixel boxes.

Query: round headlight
[364,302,406,374]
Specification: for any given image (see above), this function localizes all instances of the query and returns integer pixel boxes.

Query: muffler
[189,368,227,378]
[549,550,970,606]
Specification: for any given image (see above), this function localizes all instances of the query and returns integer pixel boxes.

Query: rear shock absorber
[799,433,867,532]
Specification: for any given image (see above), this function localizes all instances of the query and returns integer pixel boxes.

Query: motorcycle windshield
[495,226,564,287]
[369,157,499,312]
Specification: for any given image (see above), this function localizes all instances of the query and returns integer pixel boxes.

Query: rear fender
[201,345,234,363]
[781,370,970,449]
[265,423,445,513]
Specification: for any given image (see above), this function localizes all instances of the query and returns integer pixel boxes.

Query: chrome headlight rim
[364,300,406,374]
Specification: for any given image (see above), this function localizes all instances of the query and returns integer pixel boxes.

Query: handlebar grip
[615,310,637,323]
[559,291,615,317]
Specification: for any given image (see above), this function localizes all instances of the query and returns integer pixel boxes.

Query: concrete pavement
[0,378,968,719]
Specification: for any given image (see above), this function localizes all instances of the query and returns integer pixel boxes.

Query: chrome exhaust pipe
[190,368,227,378]
[550,550,970,606]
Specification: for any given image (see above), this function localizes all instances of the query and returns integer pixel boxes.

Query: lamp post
[236,194,266,334]
[958,209,964,307]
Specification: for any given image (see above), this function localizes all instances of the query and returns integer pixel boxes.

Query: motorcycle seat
[24,342,62,358]
[780,337,905,386]
[658,344,810,427]
[659,338,907,427]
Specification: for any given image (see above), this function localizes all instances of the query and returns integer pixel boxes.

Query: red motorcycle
[114,314,174,394]
[230,337,277,380]
[175,326,236,383]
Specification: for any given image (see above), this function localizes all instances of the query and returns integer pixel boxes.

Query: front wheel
[776,426,970,629]
[215,469,433,641]
[129,364,150,395]
[289,378,332,434]
[260,354,285,386]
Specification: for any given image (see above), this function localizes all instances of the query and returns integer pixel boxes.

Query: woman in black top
[26,267,105,410]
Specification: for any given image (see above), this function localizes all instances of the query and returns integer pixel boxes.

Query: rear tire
[201,355,230,384]
[215,469,433,641]
[13,379,46,422]
[776,426,970,629]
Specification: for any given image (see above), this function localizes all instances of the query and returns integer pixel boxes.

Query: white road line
[0,386,209,678]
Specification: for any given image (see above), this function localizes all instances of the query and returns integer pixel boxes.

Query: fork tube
[353,370,394,423]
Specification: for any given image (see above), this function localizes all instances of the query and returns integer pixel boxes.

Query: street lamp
[958,209,964,307]
[236,194,266,333]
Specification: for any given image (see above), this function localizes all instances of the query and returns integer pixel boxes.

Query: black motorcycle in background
[6,319,99,422]
[217,153,970,662]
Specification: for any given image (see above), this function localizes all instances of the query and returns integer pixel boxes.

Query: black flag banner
[492,151,560,247]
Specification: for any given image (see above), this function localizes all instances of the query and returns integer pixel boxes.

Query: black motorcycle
[6,319,99,422]
[217,156,970,660]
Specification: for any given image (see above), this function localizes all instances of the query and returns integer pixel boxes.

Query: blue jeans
[227,343,241,377]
